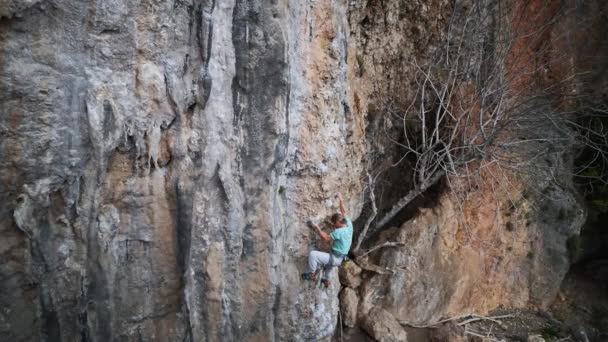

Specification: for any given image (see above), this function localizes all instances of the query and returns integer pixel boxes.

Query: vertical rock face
[0,0,365,341]
[358,175,586,326]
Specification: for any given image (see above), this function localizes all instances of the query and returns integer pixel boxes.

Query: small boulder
[339,260,362,288]
[527,335,546,342]
[340,287,359,327]
[362,307,408,342]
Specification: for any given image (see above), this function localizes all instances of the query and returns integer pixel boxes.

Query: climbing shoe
[301,272,317,281]
[321,279,330,288]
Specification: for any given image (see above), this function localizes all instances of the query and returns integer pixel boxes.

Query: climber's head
[331,213,347,228]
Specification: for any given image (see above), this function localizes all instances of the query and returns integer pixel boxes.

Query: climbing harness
[314,251,348,288]
[302,251,349,288]
[328,251,346,267]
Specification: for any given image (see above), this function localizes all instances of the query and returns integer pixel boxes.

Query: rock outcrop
[339,287,358,328]
[358,174,585,326]
[361,307,408,342]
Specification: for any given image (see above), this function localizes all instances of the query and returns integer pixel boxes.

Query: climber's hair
[331,213,346,225]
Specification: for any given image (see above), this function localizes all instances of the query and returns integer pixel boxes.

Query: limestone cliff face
[0,0,601,341]
[0,1,366,340]
[356,173,585,327]
[345,0,606,336]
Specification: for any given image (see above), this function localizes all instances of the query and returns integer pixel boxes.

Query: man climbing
[302,192,353,288]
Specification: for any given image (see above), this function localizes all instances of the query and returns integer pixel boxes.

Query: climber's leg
[302,250,330,281]
[320,255,343,288]
[308,250,330,273]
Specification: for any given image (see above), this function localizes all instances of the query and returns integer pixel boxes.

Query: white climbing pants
[308,250,343,274]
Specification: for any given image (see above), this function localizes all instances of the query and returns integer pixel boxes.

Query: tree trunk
[375,171,444,230]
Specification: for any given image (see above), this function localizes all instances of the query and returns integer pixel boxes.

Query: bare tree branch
[353,171,378,253]
[399,313,514,329]
[376,170,444,230]
[356,0,608,255]
[355,241,405,259]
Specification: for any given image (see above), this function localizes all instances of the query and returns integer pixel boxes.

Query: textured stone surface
[361,307,408,342]
[358,175,585,325]
[340,287,359,328]
[429,323,467,342]
[0,0,44,18]
[339,260,363,288]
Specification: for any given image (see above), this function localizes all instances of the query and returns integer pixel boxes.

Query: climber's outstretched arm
[336,193,347,218]
[309,222,333,243]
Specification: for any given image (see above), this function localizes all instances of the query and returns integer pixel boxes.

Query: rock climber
[301,192,353,288]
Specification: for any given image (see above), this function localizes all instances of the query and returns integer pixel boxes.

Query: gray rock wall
[0,0,366,341]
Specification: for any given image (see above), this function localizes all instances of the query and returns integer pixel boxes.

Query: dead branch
[375,170,443,230]
[353,259,397,275]
[387,0,604,204]
[457,314,513,327]
[353,171,379,253]
[400,313,514,329]
[464,328,503,342]
[359,0,608,257]
[355,241,405,259]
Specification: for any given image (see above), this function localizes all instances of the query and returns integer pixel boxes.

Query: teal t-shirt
[330,218,353,255]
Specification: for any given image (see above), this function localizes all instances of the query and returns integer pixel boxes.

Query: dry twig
[356,241,405,259]
[400,313,514,329]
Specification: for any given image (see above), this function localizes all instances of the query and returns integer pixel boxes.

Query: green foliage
[527,251,535,259]
[591,199,608,212]
[541,326,559,339]
[278,185,285,195]
[580,165,602,178]
[504,198,523,215]
[575,152,608,212]
[404,116,420,133]
[582,169,608,210]
[367,103,377,115]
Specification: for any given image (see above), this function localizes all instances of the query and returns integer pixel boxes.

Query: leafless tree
[353,0,608,253]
